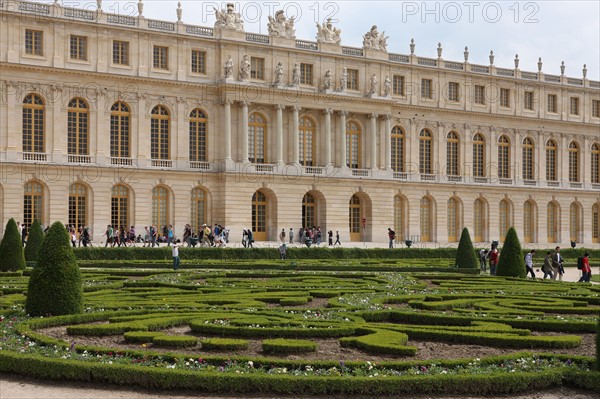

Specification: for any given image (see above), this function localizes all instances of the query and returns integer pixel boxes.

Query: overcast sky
[65,0,599,80]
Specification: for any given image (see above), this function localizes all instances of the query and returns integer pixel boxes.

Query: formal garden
[0,219,599,396]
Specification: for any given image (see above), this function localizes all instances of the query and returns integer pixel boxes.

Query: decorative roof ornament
[464,46,469,62]
[267,10,296,39]
[316,18,341,45]
[583,64,587,79]
[560,61,565,76]
[437,43,442,58]
[538,57,543,72]
[214,3,244,32]
[97,0,102,10]
[176,2,182,22]
[362,25,388,51]
[137,0,143,17]
[410,38,415,54]
[514,54,519,68]
[489,50,494,66]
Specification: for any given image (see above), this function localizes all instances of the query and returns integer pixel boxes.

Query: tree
[24,219,44,262]
[455,227,479,270]
[0,218,26,272]
[496,227,526,278]
[25,221,83,316]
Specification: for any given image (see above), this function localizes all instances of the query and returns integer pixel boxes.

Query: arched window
[498,135,510,179]
[420,196,433,242]
[474,198,486,242]
[249,113,266,164]
[67,98,89,156]
[570,202,581,243]
[151,105,170,160]
[191,187,207,235]
[302,193,316,228]
[23,181,44,228]
[68,183,87,229]
[110,102,130,158]
[446,132,459,176]
[391,126,405,173]
[547,202,559,243]
[394,195,406,241]
[189,109,207,162]
[592,143,600,184]
[111,185,129,229]
[299,117,316,166]
[152,186,169,232]
[545,140,557,181]
[22,94,45,153]
[568,141,579,182]
[346,121,361,169]
[419,129,432,174]
[349,194,362,241]
[499,199,511,240]
[522,137,534,180]
[523,200,536,243]
[472,133,486,178]
[447,197,459,242]
[252,190,268,240]
[593,203,600,243]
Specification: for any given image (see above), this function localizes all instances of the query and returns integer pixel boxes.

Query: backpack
[577,257,584,270]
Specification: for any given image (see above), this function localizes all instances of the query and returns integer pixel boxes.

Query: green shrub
[496,228,525,278]
[24,220,44,262]
[262,338,317,354]
[339,329,416,356]
[201,338,249,351]
[152,335,198,348]
[25,221,84,316]
[0,218,26,272]
[279,297,310,306]
[123,331,165,343]
[455,228,479,269]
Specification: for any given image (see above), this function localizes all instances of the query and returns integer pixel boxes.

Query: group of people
[277,227,342,247]
[183,224,230,248]
[17,221,93,248]
[101,223,229,248]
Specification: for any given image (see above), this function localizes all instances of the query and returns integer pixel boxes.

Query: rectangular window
[500,88,510,108]
[524,91,534,110]
[191,50,206,74]
[347,69,359,90]
[547,94,557,113]
[153,45,169,70]
[448,82,459,102]
[25,29,43,56]
[69,35,87,61]
[570,97,579,115]
[593,100,600,118]
[474,85,485,105]
[251,57,264,80]
[421,79,432,99]
[392,75,404,96]
[300,63,313,85]
[112,40,129,66]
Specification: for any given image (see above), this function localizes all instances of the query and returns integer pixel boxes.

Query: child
[172,239,182,271]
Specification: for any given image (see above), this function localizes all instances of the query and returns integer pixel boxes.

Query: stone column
[135,94,147,161]
[94,90,107,162]
[241,101,249,163]
[463,125,473,180]
[323,108,332,165]
[275,104,283,164]
[369,113,378,170]
[383,115,392,170]
[223,100,232,161]
[291,106,300,164]
[339,111,347,168]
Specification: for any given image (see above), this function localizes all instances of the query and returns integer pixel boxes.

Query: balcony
[499,178,513,185]
[446,175,462,182]
[420,174,436,182]
[351,169,370,177]
[66,154,91,164]
[546,181,560,187]
[569,182,583,189]
[151,159,173,168]
[254,164,275,173]
[303,166,324,175]
[22,152,47,162]
[473,177,490,184]
[393,172,408,180]
[523,180,537,187]
[110,157,133,166]
[190,161,210,171]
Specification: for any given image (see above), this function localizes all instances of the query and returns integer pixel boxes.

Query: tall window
[524,91,534,110]
[523,200,535,243]
[111,185,129,229]
[568,141,579,182]
[472,133,485,177]
[499,199,511,240]
[570,202,581,242]
[302,193,316,228]
[591,143,600,184]
[68,183,87,229]
[152,186,169,231]
[23,181,44,228]
[250,57,264,80]
[447,197,459,242]
[391,126,405,173]
[569,97,579,115]
[248,113,266,164]
[22,94,45,153]
[299,117,315,166]
[593,203,600,243]
[448,82,459,102]
[498,135,510,179]
[593,100,600,118]
[153,45,168,70]
[25,29,43,56]
[346,69,359,90]
[547,202,559,243]
[189,109,207,162]
[522,137,534,180]
[349,194,361,241]
[252,190,268,241]
[547,94,557,113]
[191,50,206,74]
[110,102,130,158]
[191,187,207,235]
[545,139,557,181]
[392,75,404,96]
[300,63,313,85]
[500,88,510,108]
[421,78,432,99]
[419,129,432,174]
[346,121,361,169]
[474,85,485,105]
[112,40,129,65]
[151,105,170,160]
[420,197,433,242]
[446,132,459,176]
[394,195,406,241]
[69,35,87,61]
[473,199,486,242]
[67,98,89,156]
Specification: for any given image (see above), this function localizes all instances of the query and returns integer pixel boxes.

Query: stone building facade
[1,0,599,245]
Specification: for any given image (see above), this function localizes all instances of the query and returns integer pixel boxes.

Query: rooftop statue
[316,18,341,45]
[214,2,244,32]
[267,10,296,39]
[363,25,388,51]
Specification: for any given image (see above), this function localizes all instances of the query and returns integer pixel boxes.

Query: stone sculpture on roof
[214,2,244,32]
[316,18,341,45]
[267,10,296,39]
[362,25,388,51]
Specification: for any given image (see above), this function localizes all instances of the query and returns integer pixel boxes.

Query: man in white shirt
[172,240,182,270]
[524,249,536,279]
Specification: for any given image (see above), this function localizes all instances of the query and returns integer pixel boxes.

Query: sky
[59,0,600,80]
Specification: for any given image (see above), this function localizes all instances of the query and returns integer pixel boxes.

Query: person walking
[289,228,294,244]
[551,246,563,281]
[387,228,396,249]
[524,249,536,279]
[104,225,113,247]
[172,239,182,270]
[328,230,333,246]
[334,231,341,246]
[578,252,591,283]
[479,249,489,272]
[488,246,499,276]
[167,225,174,247]
[247,229,254,248]
[542,251,554,279]
[279,228,286,243]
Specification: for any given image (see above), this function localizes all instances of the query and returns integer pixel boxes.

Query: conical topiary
[25,221,83,316]
[455,227,479,269]
[0,218,26,272]
[24,219,44,262]
[496,227,526,278]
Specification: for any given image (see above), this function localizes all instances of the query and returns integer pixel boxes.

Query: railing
[523,179,537,186]
[569,182,582,188]
[148,19,175,31]
[546,181,560,187]
[471,65,489,74]
[63,7,95,20]
[567,78,583,86]
[545,74,561,83]
[110,157,133,166]
[590,81,600,89]
[351,169,370,177]
[592,183,600,190]
[420,174,436,181]
[521,72,538,80]
[22,152,47,161]
[447,175,462,182]
[67,154,91,164]
[255,164,275,173]
[185,25,213,37]
[303,166,324,175]
[246,33,269,44]
[295,40,318,51]
[151,159,173,168]
[499,178,513,185]
[190,161,210,170]
[444,61,464,71]
[389,53,410,63]
[393,172,408,180]
[473,177,490,184]
[417,57,437,67]
[496,68,515,77]
[107,14,136,26]
[342,47,364,57]
[18,1,49,14]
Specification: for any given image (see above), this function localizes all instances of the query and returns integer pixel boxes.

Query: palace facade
[1,0,599,245]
